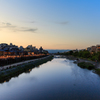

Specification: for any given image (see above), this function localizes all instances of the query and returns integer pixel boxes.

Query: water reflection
[0,57,100,100]
[0,57,52,83]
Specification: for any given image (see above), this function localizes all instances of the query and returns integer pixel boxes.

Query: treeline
[58,50,100,61]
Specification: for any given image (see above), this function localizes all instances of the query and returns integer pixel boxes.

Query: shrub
[95,69,100,75]
[78,62,95,70]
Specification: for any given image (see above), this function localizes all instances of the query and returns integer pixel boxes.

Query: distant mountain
[46,49,70,53]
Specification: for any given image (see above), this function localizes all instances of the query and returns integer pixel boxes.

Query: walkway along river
[0,55,100,100]
[0,55,53,83]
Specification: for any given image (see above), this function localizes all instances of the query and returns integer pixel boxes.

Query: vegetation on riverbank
[95,69,100,75]
[57,50,100,62]
[56,51,100,75]
[78,62,95,70]
[0,55,53,83]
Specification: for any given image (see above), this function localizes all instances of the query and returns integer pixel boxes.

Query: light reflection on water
[0,57,100,100]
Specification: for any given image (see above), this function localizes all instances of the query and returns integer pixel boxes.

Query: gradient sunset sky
[0,0,100,49]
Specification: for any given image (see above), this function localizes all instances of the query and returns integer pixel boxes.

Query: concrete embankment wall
[0,55,53,70]
[0,55,48,66]
[0,55,53,83]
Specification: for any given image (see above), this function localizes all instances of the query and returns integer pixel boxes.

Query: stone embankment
[0,55,53,83]
[0,55,52,71]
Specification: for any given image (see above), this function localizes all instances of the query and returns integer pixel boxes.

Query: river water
[0,56,100,100]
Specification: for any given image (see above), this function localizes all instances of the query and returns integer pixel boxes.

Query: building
[24,48,31,55]
[0,50,4,56]
[19,46,24,51]
[9,43,19,50]
[0,43,20,56]
[96,45,100,53]
[86,46,97,53]
[39,46,43,53]
[90,46,96,53]
[86,47,91,51]
[0,43,8,47]
[27,45,33,51]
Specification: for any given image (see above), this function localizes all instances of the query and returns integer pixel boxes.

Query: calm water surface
[0,56,100,100]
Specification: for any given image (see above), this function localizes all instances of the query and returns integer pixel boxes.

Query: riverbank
[0,55,53,83]
[1,55,100,100]
[66,55,99,68]
[0,55,49,71]
[0,54,48,66]
[65,55,100,75]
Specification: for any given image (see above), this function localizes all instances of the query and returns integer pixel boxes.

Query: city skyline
[0,0,100,49]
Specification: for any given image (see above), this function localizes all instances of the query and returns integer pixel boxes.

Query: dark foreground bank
[0,55,53,83]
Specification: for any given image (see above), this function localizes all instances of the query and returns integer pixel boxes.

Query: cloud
[21,21,36,23]
[55,21,68,25]
[0,22,16,28]
[0,22,37,33]
[30,21,36,23]
[6,23,12,26]
[17,27,37,32]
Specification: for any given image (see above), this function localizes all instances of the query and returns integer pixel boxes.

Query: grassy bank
[57,50,100,62]
[0,55,53,83]
[66,55,100,75]
[95,69,100,75]
[56,54,100,75]
[78,62,95,70]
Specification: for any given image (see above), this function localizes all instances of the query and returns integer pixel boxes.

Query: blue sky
[0,0,100,49]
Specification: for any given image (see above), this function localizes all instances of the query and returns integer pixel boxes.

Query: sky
[0,0,100,49]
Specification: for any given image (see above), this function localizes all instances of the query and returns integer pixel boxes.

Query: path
[0,55,51,71]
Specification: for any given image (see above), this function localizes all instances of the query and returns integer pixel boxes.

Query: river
[0,56,100,100]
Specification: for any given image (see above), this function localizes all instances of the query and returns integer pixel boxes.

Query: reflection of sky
[0,58,100,100]
[0,0,100,49]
